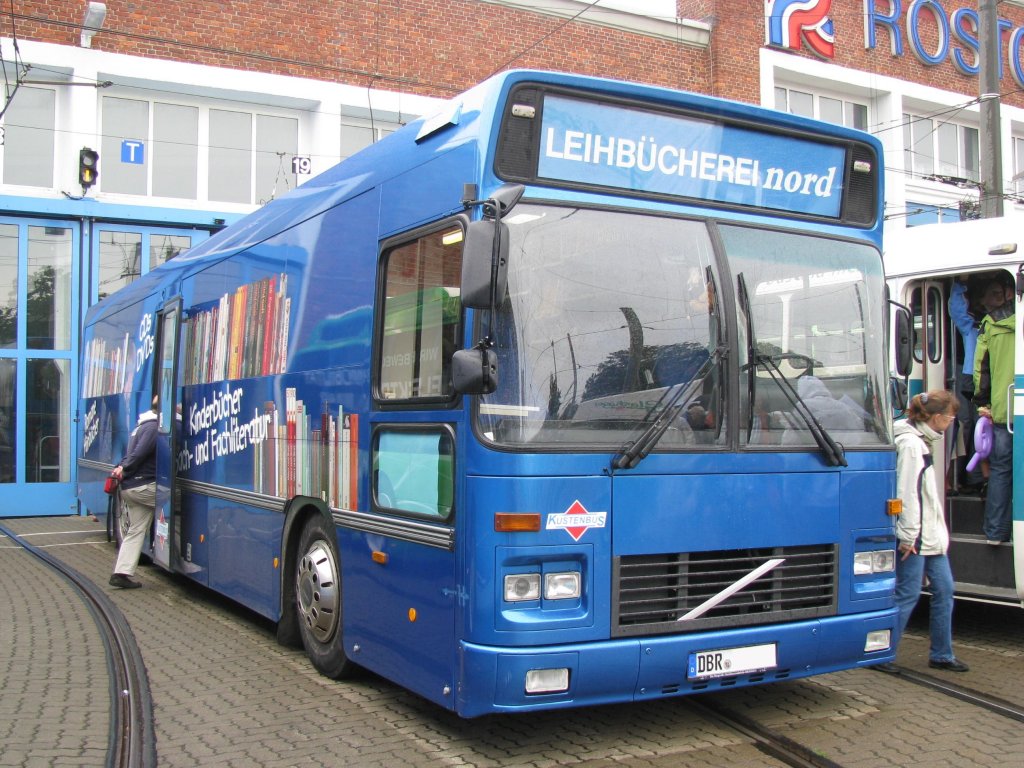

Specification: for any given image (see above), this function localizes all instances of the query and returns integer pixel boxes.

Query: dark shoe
[109,573,142,589]
[929,658,969,672]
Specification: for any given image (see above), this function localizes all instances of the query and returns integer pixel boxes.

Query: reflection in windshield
[476,205,889,451]
[723,224,889,448]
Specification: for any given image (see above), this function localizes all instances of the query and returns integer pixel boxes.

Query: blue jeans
[984,426,1013,542]
[894,552,955,663]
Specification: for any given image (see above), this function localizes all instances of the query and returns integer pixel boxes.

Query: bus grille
[612,545,837,637]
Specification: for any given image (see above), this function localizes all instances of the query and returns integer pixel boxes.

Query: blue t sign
[121,140,145,164]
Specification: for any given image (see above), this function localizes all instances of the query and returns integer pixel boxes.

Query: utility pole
[979,0,1004,218]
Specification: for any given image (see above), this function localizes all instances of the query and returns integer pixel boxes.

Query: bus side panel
[207,499,282,618]
[339,526,457,709]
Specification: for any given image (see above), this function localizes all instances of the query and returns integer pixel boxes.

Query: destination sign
[537,95,848,219]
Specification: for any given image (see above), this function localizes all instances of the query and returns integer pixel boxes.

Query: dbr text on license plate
[687,643,777,680]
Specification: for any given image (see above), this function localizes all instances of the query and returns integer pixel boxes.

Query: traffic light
[79,148,99,190]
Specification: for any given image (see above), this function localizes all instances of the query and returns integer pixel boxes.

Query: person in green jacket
[973,274,1015,544]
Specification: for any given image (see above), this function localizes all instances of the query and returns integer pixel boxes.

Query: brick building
[1,0,1022,512]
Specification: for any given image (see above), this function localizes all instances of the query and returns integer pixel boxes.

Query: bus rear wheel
[294,514,354,678]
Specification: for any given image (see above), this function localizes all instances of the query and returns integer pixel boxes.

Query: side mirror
[893,306,913,378]
[460,219,509,310]
[890,376,908,413]
[451,347,497,394]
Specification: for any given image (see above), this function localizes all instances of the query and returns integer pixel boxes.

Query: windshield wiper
[755,356,847,467]
[737,273,758,441]
[612,344,726,470]
[736,272,846,468]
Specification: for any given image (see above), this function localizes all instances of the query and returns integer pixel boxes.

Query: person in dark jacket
[109,401,159,589]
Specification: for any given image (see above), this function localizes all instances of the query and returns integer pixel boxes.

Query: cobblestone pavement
[2,514,1023,768]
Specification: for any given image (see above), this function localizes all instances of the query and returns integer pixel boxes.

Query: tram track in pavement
[875,664,1024,723]
[686,696,846,768]
[0,522,157,768]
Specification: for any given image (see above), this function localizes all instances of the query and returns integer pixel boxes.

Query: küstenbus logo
[765,0,835,60]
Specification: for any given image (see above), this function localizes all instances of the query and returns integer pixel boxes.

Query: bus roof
[87,69,884,324]
[883,214,1024,279]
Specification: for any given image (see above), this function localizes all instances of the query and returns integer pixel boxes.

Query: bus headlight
[504,573,540,602]
[525,667,569,694]
[544,571,581,600]
[854,550,896,575]
[865,629,891,652]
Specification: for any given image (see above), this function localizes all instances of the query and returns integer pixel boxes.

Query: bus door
[152,298,182,571]
[345,224,463,707]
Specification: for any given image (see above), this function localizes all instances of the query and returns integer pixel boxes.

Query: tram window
[909,286,923,364]
[926,286,942,364]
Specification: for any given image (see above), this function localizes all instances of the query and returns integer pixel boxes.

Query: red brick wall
[13,1,710,97]
[17,1,1024,108]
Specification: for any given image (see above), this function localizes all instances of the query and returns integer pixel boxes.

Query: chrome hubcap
[296,540,340,644]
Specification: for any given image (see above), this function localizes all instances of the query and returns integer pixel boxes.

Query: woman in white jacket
[893,390,968,672]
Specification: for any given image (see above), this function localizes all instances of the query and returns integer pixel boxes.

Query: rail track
[875,664,1024,723]
[687,696,846,768]
[0,522,156,768]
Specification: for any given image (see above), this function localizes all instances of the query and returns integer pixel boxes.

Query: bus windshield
[477,205,889,450]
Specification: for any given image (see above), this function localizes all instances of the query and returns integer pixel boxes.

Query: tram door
[908,280,952,489]
[152,299,182,570]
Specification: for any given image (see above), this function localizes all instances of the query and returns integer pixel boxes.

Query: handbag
[103,473,120,494]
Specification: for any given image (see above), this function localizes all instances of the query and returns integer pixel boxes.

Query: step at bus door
[152,298,182,571]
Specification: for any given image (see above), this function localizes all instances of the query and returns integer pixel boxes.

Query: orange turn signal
[886,499,902,516]
[372,550,389,564]
[494,512,541,532]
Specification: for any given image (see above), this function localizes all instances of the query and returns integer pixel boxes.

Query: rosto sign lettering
[864,0,1024,87]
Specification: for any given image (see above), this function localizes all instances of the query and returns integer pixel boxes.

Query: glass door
[0,218,78,515]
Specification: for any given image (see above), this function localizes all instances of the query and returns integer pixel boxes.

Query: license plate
[687,643,777,680]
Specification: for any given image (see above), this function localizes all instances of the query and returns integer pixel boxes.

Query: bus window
[378,226,463,401]
[373,427,454,520]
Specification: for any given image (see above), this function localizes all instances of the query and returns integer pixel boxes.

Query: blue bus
[78,70,898,717]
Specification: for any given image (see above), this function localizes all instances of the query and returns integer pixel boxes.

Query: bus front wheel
[294,514,354,678]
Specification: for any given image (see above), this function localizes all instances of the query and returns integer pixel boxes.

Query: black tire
[294,514,354,678]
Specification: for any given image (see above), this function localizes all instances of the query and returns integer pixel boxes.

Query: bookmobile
[79,70,900,716]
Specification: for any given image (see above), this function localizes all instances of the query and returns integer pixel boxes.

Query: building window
[255,114,299,204]
[905,201,961,227]
[0,224,18,348]
[102,96,297,204]
[340,109,407,160]
[903,113,979,183]
[774,87,867,130]
[209,109,252,204]
[1,87,56,188]
[99,231,142,300]
[150,234,190,269]
[154,103,199,199]
[1013,136,1024,195]
[26,226,72,351]
[26,358,69,483]
[102,97,149,195]
[0,358,15,482]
